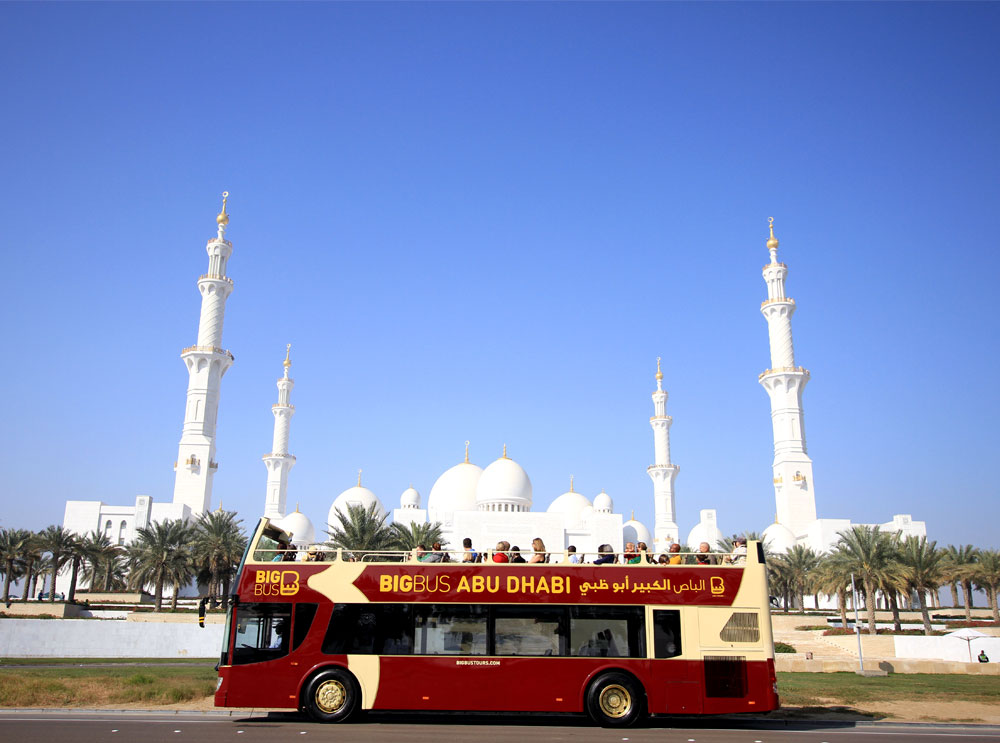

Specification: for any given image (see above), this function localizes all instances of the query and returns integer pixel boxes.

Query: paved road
[1,712,997,743]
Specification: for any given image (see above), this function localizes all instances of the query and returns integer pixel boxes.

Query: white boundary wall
[894,635,1000,663]
[0,619,223,658]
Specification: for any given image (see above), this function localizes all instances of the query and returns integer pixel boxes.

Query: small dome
[686,520,726,551]
[623,519,652,546]
[400,486,421,509]
[273,509,315,546]
[593,490,613,513]
[329,485,386,528]
[547,490,593,523]
[763,522,797,555]
[476,454,532,512]
[427,462,483,514]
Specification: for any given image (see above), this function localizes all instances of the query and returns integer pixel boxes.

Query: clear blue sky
[2,2,997,549]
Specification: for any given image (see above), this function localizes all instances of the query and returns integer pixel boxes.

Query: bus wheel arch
[301,665,361,723]
[584,670,646,728]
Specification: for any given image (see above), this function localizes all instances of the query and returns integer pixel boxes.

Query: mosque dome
[547,484,592,523]
[593,490,613,513]
[476,450,532,513]
[427,462,482,514]
[686,519,726,551]
[273,507,315,546]
[329,484,386,527]
[400,486,421,510]
[762,522,797,555]
[623,518,653,547]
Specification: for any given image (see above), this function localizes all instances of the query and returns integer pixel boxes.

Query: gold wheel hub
[315,679,347,714]
[599,684,632,718]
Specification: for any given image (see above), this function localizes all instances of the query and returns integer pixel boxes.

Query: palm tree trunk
[889,592,901,632]
[864,579,877,634]
[170,581,179,611]
[963,581,974,619]
[798,589,805,614]
[20,560,34,602]
[154,575,164,612]
[949,582,959,608]
[68,557,80,602]
[814,592,820,610]
[838,587,849,629]
[2,560,12,603]
[917,589,933,635]
[49,560,59,602]
[989,587,999,622]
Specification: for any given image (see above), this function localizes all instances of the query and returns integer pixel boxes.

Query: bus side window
[414,605,488,656]
[570,606,645,658]
[232,603,293,665]
[322,604,413,655]
[652,609,682,658]
[493,606,567,656]
[292,604,318,651]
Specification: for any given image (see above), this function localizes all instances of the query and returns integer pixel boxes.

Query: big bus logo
[254,569,300,597]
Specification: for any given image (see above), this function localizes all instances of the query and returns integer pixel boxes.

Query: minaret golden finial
[283,343,292,369]
[767,217,779,251]
[295,502,300,513]
[502,443,508,459]
[357,469,362,487]
[569,475,574,492]
[217,191,230,227]
[464,440,470,463]
[217,499,223,512]
[655,356,663,382]
[630,509,635,522]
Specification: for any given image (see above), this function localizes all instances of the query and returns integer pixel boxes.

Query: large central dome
[476,451,532,512]
[427,461,482,515]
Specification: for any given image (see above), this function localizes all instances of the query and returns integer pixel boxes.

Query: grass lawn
[0,665,217,707]
[777,672,1000,707]
[0,657,213,666]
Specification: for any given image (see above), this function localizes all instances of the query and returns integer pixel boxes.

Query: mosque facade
[60,199,928,596]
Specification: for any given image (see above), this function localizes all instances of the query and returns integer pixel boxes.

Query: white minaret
[648,357,680,552]
[172,193,235,516]
[759,218,817,537]
[263,344,297,519]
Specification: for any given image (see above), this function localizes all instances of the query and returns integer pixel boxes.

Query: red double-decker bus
[214,519,779,726]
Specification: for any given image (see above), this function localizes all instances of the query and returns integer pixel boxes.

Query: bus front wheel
[302,667,360,723]
[585,672,645,727]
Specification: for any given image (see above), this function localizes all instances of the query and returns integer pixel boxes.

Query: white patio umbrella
[945,627,989,662]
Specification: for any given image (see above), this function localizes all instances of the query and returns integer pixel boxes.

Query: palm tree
[942,544,979,620]
[0,528,32,604]
[773,545,820,613]
[973,549,1000,622]
[389,521,446,552]
[326,503,396,556]
[898,536,946,635]
[79,530,119,593]
[37,525,79,602]
[127,519,190,610]
[166,526,196,611]
[192,510,247,601]
[813,555,853,630]
[15,531,40,602]
[833,525,896,634]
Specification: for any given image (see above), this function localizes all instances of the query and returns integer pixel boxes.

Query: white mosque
[60,198,926,589]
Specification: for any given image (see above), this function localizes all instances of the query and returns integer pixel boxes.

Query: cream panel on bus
[346,655,380,710]
[306,564,368,604]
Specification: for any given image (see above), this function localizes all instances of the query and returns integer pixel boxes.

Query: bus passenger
[492,542,510,563]
[690,542,719,565]
[529,537,548,563]
[724,537,747,565]
[624,542,640,564]
[424,542,445,563]
[667,543,683,565]
[510,546,526,563]
[567,545,582,564]
[461,537,478,563]
[638,541,653,564]
[415,544,429,562]
[657,554,669,565]
[593,544,616,565]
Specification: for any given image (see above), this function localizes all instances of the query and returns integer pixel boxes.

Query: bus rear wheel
[585,672,645,727]
[303,667,360,723]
